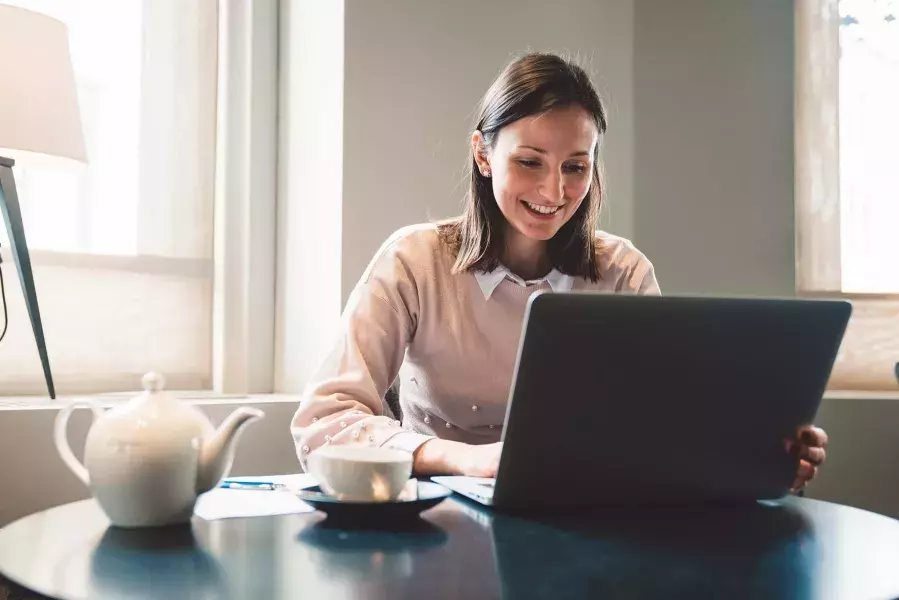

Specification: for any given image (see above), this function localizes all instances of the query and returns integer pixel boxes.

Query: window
[838,0,899,293]
[796,0,899,391]
[0,0,217,394]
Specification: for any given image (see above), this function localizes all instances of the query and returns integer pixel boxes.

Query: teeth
[525,202,560,215]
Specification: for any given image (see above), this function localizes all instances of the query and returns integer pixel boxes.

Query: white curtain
[0,0,217,394]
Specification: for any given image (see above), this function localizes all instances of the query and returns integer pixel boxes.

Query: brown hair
[438,52,608,281]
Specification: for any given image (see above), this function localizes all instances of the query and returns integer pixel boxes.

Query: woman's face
[473,105,599,245]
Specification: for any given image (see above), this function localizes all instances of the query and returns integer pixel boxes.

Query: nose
[540,169,565,204]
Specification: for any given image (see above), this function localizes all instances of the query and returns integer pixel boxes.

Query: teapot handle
[54,399,104,487]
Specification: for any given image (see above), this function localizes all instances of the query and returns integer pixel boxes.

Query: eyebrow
[517,145,591,158]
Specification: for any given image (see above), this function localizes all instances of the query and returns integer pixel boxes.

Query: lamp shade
[0,4,86,163]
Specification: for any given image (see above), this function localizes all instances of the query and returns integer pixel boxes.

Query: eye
[563,163,588,175]
[516,159,541,169]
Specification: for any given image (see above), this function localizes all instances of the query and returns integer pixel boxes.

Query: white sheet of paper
[194,473,317,520]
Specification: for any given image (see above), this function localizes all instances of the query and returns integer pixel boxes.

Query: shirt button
[471,405,479,412]
[445,422,452,429]
[410,376,417,384]
[324,435,331,443]
[339,421,347,428]
[302,445,310,454]
[311,417,318,423]
[423,416,431,425]
[488,425,495,429]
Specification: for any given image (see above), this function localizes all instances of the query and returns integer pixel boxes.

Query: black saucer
[296,482,452,522]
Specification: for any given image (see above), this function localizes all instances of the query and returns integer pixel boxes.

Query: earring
[483,169,491,177]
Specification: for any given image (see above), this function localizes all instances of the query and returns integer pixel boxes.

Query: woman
[291,53,826,491]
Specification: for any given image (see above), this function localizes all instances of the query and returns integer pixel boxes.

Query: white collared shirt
[473,265,575,300]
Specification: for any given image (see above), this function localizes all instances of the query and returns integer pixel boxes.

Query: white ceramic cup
[306,445,413,502]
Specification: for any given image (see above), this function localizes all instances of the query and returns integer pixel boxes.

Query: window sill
[0,393,302,411]
[0,247,211,278]
[824,390,899,401]
[796,295,899,392]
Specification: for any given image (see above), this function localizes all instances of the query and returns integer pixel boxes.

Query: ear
[470,131,491,176]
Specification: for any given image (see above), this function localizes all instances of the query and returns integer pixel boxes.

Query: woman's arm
[291,228,493,476]
[290,232,434,469]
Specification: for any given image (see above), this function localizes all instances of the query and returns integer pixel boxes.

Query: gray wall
[633,0,795,296]
[341,0,636,305]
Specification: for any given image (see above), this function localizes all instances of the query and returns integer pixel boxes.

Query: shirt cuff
[381,430,435,455]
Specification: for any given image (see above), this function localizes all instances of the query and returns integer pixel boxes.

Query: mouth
[521,200,562,218]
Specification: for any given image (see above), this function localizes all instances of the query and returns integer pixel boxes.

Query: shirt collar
[474,265,574,300]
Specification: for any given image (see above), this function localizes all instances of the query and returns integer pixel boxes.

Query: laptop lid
[492,292,851,509]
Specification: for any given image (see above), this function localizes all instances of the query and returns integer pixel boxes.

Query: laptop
[432,291,851,509]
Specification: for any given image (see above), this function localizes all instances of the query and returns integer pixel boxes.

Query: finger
[799,445,826,466]
[797,425,828,447]
[798,460,817,480]
[790,463,818,494]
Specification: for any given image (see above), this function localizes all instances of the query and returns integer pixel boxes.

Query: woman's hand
[787,425,828,493]
[413,439,503,477]
[459,442,503,478]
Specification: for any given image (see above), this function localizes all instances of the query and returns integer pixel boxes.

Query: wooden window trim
[795,0,842,294]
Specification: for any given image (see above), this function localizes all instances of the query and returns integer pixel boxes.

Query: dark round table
[1,494,898,599]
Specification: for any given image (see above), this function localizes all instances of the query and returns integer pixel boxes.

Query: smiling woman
[291,53,658,479]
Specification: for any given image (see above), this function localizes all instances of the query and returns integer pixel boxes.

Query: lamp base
[0,156,56,399]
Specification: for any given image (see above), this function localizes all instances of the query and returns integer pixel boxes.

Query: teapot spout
[196,406,264,493]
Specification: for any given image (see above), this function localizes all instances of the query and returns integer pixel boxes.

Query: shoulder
[384,223,442,252]
[370,223,445,265]
[361,223,450,284]
[593,230,659,293]
[594,230,651,267]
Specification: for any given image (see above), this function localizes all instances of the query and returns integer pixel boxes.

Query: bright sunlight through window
[839,0,899,293]
[2,0,142,255]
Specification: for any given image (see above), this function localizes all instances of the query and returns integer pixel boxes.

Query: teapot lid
[133,372,177,406]
[141,372,166,392]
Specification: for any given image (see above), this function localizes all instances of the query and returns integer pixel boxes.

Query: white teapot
[54,372,264,528]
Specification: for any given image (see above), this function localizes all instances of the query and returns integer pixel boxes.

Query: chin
[516,222,561,241]
[527,229,557,241]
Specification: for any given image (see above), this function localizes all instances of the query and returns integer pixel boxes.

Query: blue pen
[220,480,286,490]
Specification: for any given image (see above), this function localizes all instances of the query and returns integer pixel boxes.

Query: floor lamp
[0,5,87,399]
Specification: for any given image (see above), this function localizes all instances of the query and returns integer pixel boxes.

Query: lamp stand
[0,156,55,398]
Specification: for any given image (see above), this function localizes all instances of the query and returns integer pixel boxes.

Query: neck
[502,229,551,280]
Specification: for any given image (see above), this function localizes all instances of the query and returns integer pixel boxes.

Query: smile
[522,201,561,216]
